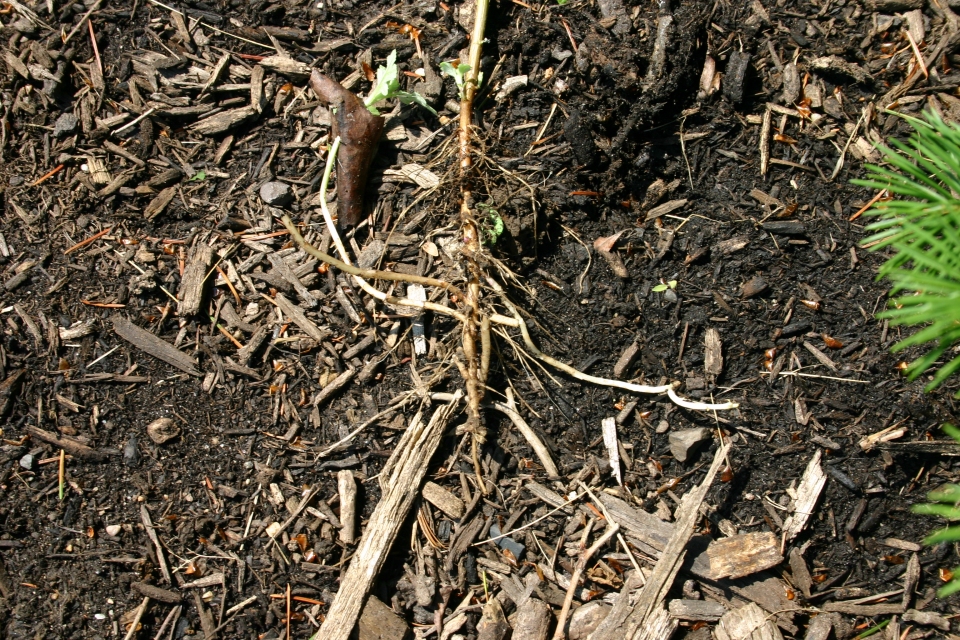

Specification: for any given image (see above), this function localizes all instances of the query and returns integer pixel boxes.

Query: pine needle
[853,110,960,395]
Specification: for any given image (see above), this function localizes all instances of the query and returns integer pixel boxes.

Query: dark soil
[0,0,959,637]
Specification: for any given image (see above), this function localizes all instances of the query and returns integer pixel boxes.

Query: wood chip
[782,450,826,542]
[422,481,465,520]
[822,602,903,616]
[668,599,727,622]
[601,417,622,485]
[706,532,783,580]
[191,106,259,136]
[260,54,312,78]
[883,538,922,552]
[613,342,640,378]
[715,236,750,255]
[275,293,329,343]
[0,370,24,418]
[595,491,673,557]
[199,53,231,96]
[513,598,551,640]
[102,140,146,167]
[704,328,723,378]
[113,317,200,376]
[644,198,688,222]
[802,341,837,371]
[338,470,358,545]
[859,424,907,452]
[358,595,411,640]
[788,547,812,598]
[477,598,509,640]
[312,368,356,408]
[902,553,920,610]
[715,603,783,640]
[131,582,182,604]
[26,426,112,462]
[178,245,213,317]
[803,612,838,640]
[144,186,177,220]
[267,253,317,308]
[526,481,574,512]
[382,163,440,189]
[591,443,731,640]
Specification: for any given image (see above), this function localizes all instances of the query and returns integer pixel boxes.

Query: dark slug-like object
[309,70,385,229]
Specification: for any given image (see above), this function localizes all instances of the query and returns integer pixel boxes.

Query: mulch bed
[0,0,959,638]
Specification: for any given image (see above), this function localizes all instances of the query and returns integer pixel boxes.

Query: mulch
[0,0,959,638]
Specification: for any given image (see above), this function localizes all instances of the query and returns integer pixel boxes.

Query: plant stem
[457,0,492,494]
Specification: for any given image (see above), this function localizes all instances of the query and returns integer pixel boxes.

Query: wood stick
[337,470,357,545]
[62,0,104,44]
[26,426,111,462]
[552,523,620,640]
[122,596,150,640]
[140,505,172,584]
[315,392,462,640]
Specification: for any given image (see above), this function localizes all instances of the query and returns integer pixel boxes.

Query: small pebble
[53,113,79,138]
[123,434,141,467]
[669,428,711,463]
[19,453,35,471]
[488,524,525,561]
[12,17,37,35]
[259,181,292,206]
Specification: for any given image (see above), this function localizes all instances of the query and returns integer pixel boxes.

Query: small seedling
[440,60,483,101]
[651,280,677,292]
[364,50,436,116]
[189,170,206,182]
[477,204,504,245]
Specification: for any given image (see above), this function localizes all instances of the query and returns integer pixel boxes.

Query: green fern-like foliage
[853,111,960,396]
[912,424,960,597]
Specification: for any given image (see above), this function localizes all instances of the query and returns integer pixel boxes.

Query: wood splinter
[337,469,357,545]
[315,392,462,640]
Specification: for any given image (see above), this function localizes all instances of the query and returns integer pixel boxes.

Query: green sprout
[477,204,504,245]
[189,170,206,182]
[853,111,960,396]
[440,60,483,101]
[651,280,677,293]
[364,50,436,116]
[912,423,960,597]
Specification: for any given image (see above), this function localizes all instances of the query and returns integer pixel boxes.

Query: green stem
[855,619,890,640]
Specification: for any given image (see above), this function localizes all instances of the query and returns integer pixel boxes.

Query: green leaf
[440,60,479,100]
[364,50,435,116]
[938,571,960,597]
[652,284,668,292]
[477,204,504,245]
[189,170,206,181]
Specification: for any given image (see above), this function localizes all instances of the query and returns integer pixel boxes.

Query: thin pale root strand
[487,278,739,412]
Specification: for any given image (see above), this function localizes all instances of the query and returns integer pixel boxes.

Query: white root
[487,278,739,412]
